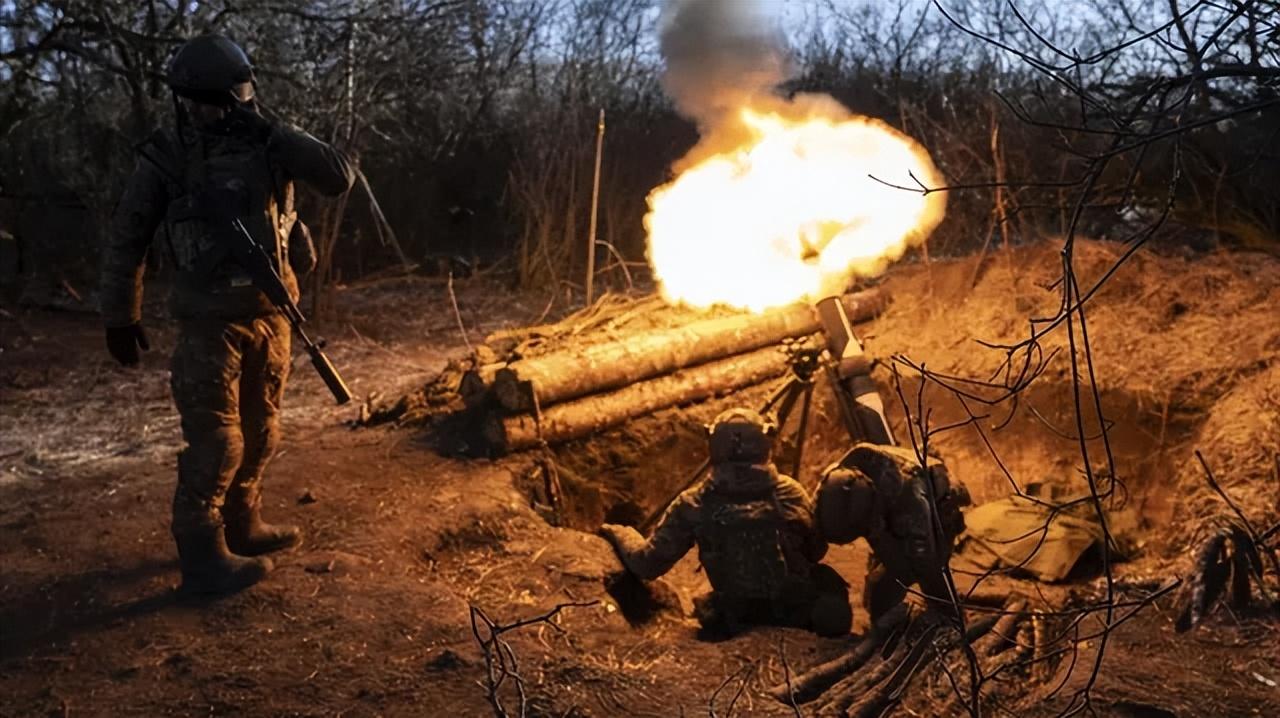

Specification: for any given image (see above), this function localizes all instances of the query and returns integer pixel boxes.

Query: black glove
[227,103,275,143]
[106,324,150,366]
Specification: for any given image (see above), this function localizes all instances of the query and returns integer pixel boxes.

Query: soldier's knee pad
[179,425,245,477]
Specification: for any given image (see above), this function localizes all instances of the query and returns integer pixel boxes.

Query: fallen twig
[469,600,598,717]
[708,664,755,718]
[447,271,474,354]
[777,638,803,718]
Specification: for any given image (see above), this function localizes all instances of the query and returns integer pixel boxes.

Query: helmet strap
[171,91,189,146]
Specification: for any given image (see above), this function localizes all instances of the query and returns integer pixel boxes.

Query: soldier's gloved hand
[597,524,628,553]
[598,523,648,559]
[105,324,150,366]
[228,103,275,143]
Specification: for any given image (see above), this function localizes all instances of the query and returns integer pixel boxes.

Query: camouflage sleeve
[774,475,828,563]
[100,158,167,327]
[615,491,701,580]
[268,125,356,197]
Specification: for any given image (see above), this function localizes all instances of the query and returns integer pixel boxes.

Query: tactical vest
[695,487,794,601]
[142,128,300,319]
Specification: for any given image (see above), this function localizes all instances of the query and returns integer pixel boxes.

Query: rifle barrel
[308,344,353,405]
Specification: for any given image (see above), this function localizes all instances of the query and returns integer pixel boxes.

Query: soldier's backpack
[695,487,794,602]
[817,442,969,545]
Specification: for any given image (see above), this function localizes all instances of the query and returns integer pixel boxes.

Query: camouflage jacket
[817,443,968,576]
[100,119,354,326]
[606,463,827,600]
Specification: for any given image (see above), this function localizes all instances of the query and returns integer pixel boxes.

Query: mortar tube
[813,295,895,446]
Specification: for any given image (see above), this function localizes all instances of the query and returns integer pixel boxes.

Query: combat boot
[175,525,273,596]
[224,489,302,556]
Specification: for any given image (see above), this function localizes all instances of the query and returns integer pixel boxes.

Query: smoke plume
[658,0,791,129]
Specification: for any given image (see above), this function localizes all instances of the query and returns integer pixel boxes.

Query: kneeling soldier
[600,409,853,637]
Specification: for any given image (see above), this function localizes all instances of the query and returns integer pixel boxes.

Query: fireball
[645,99,946,312]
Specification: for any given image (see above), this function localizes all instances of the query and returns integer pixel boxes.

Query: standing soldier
[815,444,970,621]
[600,409,853,637]
[100,34,354,595]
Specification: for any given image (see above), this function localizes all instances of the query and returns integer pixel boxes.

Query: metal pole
[585,108,605,305]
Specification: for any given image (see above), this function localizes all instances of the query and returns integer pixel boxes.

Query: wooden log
[821,612,998,718]
[974,600,1026,657]
[483,344,790,454]
[769,603,910,704]
[492,287,889,413]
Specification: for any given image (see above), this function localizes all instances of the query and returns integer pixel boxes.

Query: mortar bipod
[637,340,822,533]
[636,309,895,534]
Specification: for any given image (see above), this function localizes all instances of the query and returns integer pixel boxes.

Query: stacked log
[488,289,888,414]
[485,344,789,452]
[458,287,889,456]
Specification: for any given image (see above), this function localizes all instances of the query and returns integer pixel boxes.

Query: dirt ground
[2,241,1278,717]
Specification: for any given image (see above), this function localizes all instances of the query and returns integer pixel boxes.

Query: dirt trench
[2,242,1275,717]
[537,365,1191,558]
[404,242,1275,563]
[526,241,1279,572]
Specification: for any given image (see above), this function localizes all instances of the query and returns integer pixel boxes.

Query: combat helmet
[167,34,256,106]
[707,408,777,465]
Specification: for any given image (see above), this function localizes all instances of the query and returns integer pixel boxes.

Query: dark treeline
[2,0,1276,307]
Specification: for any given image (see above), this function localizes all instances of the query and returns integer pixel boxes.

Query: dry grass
[875,238,1279,538]
[1181,363,1280,531]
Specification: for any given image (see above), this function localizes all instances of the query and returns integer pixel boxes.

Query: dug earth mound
[1,239,1276,716]
[392,240,1278,562]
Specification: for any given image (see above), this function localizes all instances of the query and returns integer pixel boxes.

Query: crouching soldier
[599,409,853,637]
[815,444,970,621]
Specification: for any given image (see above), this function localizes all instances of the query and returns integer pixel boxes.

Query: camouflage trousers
[170,314,291,537]
[864,541,956,622]
[695,563,852,637]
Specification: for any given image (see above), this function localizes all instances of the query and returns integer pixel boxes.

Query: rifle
[207,190,353,405]
[134,135,353,405]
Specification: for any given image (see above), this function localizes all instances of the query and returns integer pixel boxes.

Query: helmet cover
[707,408,776,464]
[167,34,255,106]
